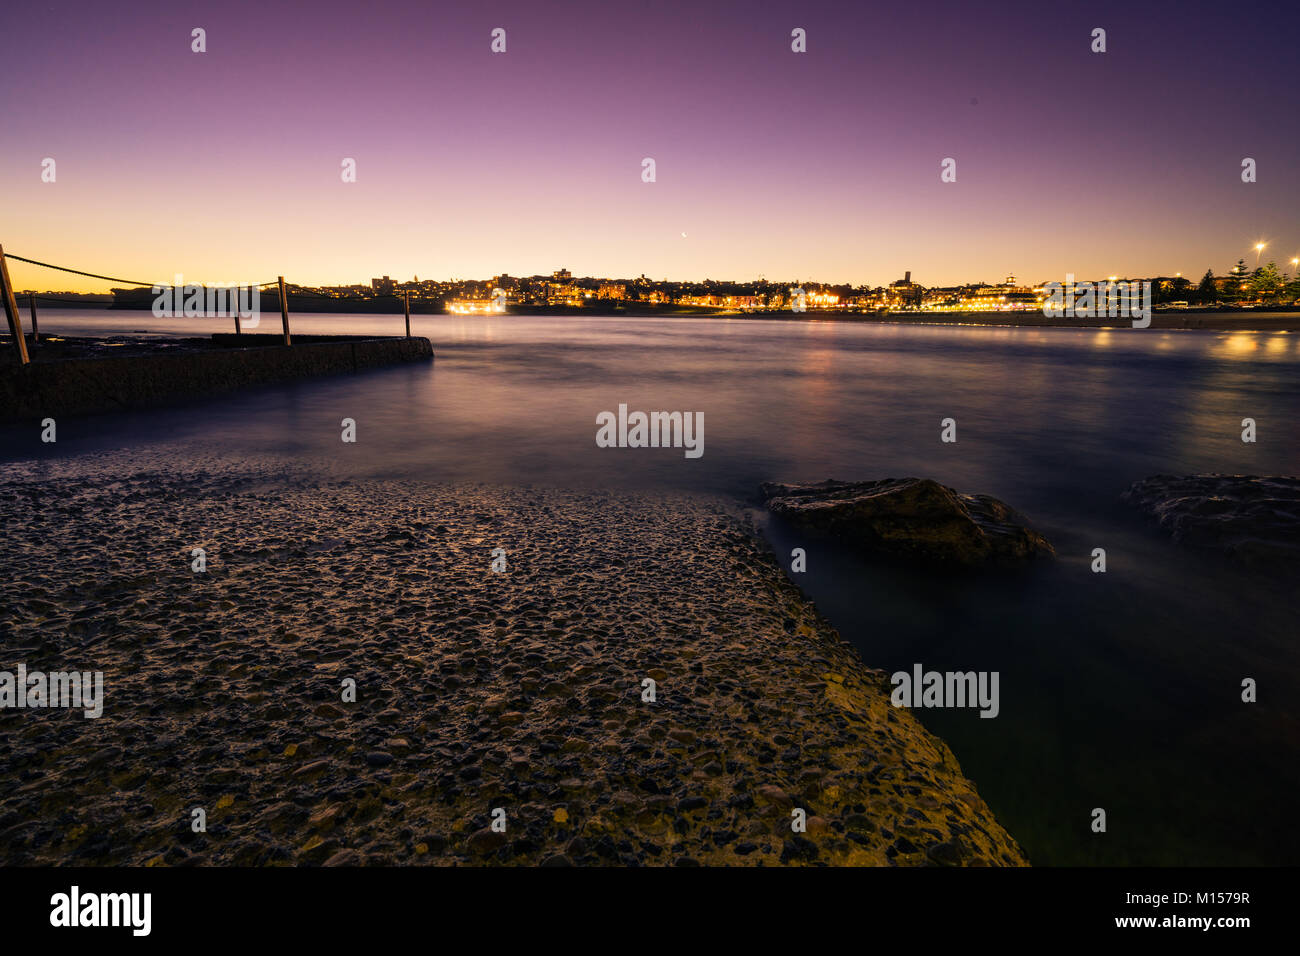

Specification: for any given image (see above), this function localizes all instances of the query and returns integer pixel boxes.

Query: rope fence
[1,245,433,365]
[2,252,281,290]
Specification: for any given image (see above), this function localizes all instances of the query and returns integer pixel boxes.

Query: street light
[1255,241,1266,266]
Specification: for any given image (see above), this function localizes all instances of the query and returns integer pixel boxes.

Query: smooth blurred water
[3,310,1298,865]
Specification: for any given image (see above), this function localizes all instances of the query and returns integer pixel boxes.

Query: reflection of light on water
[1091,330,1112,348]
[1265,334,1290,354]
[1205,332,1297,360]
[798,345,835,374]
[1221,333,1258,356]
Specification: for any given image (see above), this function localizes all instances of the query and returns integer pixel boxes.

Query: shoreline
[715,309,1298,331]
[0,459,1027,866]
[16,305,1297,332]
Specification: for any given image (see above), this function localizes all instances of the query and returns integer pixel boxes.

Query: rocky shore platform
[0,456,1026,866]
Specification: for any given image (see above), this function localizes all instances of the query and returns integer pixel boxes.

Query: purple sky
[2,0,1297,291]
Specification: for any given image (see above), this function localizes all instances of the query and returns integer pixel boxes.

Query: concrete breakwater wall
[0,335,434,422]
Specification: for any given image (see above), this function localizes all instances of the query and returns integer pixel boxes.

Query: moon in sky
[681,232,687,238]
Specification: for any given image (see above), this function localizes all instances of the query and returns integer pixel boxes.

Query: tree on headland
[1286,274,1300,302]
[1196,269,1216,304]
[1249,262,1283,299]
[1217,259,1250,301]
[1153,276,1191,304]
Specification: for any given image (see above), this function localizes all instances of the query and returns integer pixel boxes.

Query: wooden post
[0,244,31,365]
[404,292,410,338]
[28,294,39,343]
[278,276,291,346]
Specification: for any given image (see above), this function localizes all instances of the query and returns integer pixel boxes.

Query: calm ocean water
[4,310,1298,865]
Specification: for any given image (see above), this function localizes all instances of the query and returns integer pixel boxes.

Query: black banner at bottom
[0,865,1274,942]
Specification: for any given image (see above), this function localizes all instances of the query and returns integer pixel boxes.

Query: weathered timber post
[278,276,291,346]
[0,245,31,365]
[404,292,411,338]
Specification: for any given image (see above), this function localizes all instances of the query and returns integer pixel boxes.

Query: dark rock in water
[760,478,1053,567]
[1123,474,1300,566]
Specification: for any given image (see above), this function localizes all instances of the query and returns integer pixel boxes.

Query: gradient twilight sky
[2,0,1297,292]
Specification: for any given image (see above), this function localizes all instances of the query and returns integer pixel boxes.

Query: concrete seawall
[0,334,434,422]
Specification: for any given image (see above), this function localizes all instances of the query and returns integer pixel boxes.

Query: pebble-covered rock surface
[0,454,1026,866]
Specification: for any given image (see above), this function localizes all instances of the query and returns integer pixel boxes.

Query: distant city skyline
[4,0,1298,293]
[13,251,1295,298]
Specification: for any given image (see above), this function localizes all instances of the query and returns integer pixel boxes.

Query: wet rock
[86,747,123,768]
[780,836,820,863]
[926,841,964,866]
[1123,474,1300,565]
[323,848,363,867]
[805,815,830,835]
[754,785,794,809]
[419,834,448,853]
[309,806,342,829]
[466,828,507,855]
[294,759,331,778]
[760,478,1053,566]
